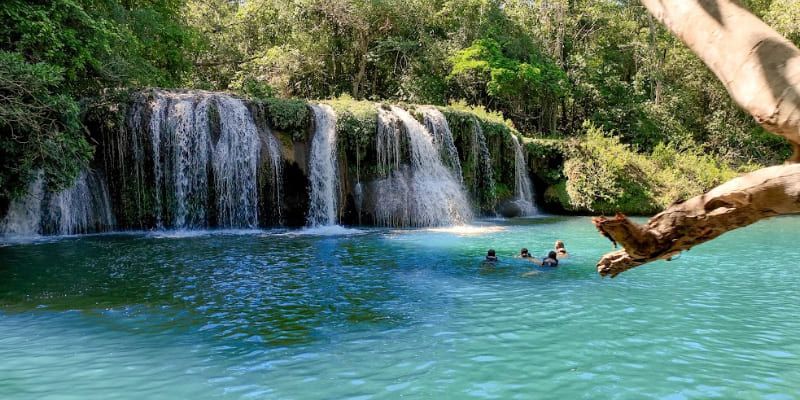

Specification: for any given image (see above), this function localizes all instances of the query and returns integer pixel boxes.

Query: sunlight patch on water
[422,225,506,236]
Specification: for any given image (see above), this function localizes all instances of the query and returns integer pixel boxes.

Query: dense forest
[2,0,799,213]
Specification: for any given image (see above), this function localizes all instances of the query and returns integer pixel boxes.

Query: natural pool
[1,216,799,399]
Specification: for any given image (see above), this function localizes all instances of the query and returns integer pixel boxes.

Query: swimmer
[554,240,568,259]
[530,250,559,267]
[485,249,499,262]
[519,248,532,258]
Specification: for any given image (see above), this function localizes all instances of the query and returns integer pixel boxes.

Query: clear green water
[1,216,799,399]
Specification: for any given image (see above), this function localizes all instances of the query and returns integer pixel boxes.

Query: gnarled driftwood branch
[594,164,800,277]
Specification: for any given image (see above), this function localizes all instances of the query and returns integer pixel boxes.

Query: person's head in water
[486,249,498,261]
[548,250,558,260]
[520,248,531,258]
[554,240,568,257]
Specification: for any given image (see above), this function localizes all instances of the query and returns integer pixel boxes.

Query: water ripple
[0,217,799,399]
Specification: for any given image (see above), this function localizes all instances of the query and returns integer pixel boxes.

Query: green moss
[325,95,379,179]
[493,182,512,201]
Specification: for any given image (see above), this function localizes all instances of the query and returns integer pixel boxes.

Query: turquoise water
[1,216,799,399]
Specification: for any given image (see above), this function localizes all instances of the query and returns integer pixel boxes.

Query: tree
[0,0,195,208]
[594,0,800,277]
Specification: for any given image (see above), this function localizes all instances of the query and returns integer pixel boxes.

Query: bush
[0,51,92,205]
[261,97,310,141]
[557,121,744,215]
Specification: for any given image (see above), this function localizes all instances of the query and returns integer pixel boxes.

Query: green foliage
[184,0,798,170]
[327,95,378,151]
[261,97,310,141]
[0,51,92,202]
[493,182,512,201]
[0,0,194,94]
[0,0,195,203]
[557,122,741,215]
[522,138,565,184]
[448,38,567,132]
[445,100,516,130]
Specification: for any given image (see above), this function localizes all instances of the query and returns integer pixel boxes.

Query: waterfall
[1,173,45,236]
[212,96,261,228]
[371,106,472,227]
[48,171,116,235]
[120,90,272,229]
[264,128,283,224]
[510,135,537,215]
[376,107,402,176]
[163,94,211,228]
[306,104,339,227]
[1,170,115,236]
[421,107,463,183]
[469,118,496,212]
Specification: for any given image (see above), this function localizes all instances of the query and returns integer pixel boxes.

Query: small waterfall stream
[371,106,472,227]
[469,118,497,212]
[263,127,284,224]
[1,170,115,236]
[421,107,463,183]
[306,104,339,227]
[510,135,537,215]
[0,173,45,236]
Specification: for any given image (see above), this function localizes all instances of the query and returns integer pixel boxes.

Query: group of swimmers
[484,240,568,267]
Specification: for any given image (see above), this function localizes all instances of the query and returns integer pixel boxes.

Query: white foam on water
[146,229,265,239]
[283,225,367,237]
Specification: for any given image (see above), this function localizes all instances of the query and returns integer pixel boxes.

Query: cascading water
[1,170,115,236]
[469,118,497,212]
[421,107,463,183]
[212,96,261,228]
[0,173,45,236]
[263,128,284,224]
[306,104,339,227]
[163,94,211,228]
[510,135,537,215]
[120,90,272,230]
[371,106,472,227]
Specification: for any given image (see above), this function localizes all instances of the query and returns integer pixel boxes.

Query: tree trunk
[594,0,800,276]
[352,34,370,99]
[594,164,800,277]
[646,14,664,105]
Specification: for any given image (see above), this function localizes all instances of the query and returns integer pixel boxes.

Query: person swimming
[530,250,559,267]
[485,249,499,262]
[519,248,532,258]
[554,240,568,258]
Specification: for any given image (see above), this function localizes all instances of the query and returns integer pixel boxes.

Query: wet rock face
[281,160,310,227]
[497,200,524,218]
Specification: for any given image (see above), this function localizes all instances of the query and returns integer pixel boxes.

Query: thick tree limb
[640,0,800,160]
[595,1,800,276]
[594,164,800,277]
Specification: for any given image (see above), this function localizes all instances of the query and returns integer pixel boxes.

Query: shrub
[558,121,745,215]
